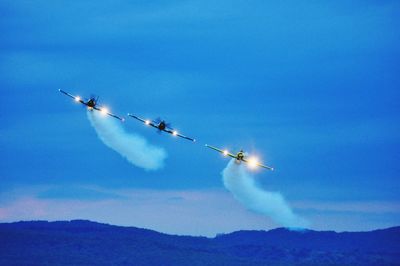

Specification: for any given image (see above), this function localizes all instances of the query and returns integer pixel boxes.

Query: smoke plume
[222,159,308,228]
[87,111,167,170]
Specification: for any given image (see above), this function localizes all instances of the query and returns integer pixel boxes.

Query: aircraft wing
[242,158,274,171]
[93,106,124,121]
[107,113,125,121]
[164,129,195,142]
[205,144,237,158]
[176,132,196,142]
[127,114,157,128]
[257,163,274,171]
[59,89,85,104]
[257,163,274,170]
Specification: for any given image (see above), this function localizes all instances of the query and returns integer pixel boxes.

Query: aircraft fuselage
[86,99,96,108]
[158,121,166,131]
[236,151,244,161]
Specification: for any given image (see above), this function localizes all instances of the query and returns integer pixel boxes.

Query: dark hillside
[0,220,399,265]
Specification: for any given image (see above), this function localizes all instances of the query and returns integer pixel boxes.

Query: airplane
[127,114,196,142]
[205,144,274,170]
[59,89,124,121]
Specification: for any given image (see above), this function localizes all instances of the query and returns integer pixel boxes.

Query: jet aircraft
[205,144,274,170]
[128,114,195,142]
[59,89,124,121]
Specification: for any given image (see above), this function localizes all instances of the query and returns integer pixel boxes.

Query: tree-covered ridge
[0,220,399,266]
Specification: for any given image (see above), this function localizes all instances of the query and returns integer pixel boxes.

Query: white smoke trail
[222,159,308,228]
[87,111,167,170]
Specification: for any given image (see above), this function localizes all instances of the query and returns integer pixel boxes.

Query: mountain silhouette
[0,220,399,265]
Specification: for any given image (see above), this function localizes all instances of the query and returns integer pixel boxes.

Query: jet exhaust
[222,159,308,228]
[87,110,167,170]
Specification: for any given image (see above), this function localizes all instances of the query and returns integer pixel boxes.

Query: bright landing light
[223,150,229,156]
[247,157,259,169]
[145,120,150,125]
[75,96,81,102]
[101,108,108,115]
[172,131,178,136]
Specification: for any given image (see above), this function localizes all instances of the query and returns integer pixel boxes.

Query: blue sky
[0,1,399,236]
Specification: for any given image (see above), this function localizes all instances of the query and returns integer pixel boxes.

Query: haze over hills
[0,220,399,265]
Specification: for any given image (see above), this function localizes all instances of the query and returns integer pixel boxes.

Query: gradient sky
[0,1,399,236]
